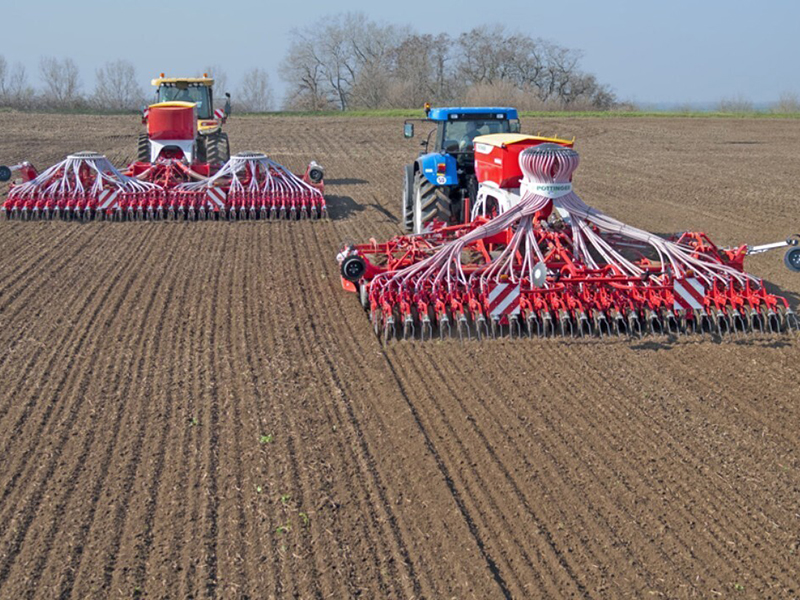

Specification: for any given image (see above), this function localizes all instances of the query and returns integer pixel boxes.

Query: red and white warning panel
[205,187,227,208]
[488,283,521,318]
[673,277,707,311]
[98,188,120,211]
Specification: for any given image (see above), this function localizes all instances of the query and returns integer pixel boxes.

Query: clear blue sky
[3,0,797,106]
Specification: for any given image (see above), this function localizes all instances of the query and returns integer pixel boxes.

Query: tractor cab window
[440,119,511,152]
[157,85,212,119]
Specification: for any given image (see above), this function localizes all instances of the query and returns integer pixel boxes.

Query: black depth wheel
[785,247,800,272]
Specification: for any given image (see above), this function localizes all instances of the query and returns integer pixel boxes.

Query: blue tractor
[402,105,520,233]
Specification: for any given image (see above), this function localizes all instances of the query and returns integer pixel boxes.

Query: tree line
[1,14,616,113]
[279,15,617,111]
[0,56,274,113]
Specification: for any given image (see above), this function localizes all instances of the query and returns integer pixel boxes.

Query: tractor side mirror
[510,119,521,133]
[404,123,414,138]
[224,92,232,116]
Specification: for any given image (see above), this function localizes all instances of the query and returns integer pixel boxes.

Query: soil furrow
[0,227,161,592]
[0,227,155,527]
[0,228,153,451]
[412,342,638,596]
[281,224,401,598]
[428,342,694,596]
[387,343,585,599]
[48,228,183,599]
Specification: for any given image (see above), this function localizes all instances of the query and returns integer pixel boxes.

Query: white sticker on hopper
[532,182,573,198]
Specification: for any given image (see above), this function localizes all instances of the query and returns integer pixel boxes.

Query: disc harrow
[339,144,797,342]
[2,152,326,221]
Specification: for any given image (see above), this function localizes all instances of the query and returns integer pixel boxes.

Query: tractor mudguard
[418,153,458,186]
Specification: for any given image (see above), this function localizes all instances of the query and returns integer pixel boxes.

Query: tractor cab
[401,106,520,233]
[407,106,520,155]
[139,75,231,166]
[156,81,213,119]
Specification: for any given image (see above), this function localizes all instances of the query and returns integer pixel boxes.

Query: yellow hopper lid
[473,133,574,148]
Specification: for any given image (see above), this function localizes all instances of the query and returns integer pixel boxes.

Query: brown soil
[0,113,799,599]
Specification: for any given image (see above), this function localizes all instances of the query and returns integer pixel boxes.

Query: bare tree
[201,65,228,95]
[773,91,800,113]
[280,12,403,111]
[237,68,274,112]
[0,56,33,108]
[347,14,407,108]
[94,59,143,111]
[39,56,81,106]
[7,64,32,107]
[390,34,455,106]
[280,34,333,110]
[716,94,754,113]
[317,15,359,110]
[0,55,6,100]
[456,26,614,108]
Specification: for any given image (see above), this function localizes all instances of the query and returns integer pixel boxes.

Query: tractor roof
[151,77,214,87]
[426,107,518,121]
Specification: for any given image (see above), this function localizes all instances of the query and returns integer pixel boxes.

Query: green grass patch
[519,110,800,119]
[238,108,428,118]
[237,108,800,119]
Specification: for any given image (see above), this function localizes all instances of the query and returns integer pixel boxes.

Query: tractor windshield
[157,85,212,119]
[440,119,510,152]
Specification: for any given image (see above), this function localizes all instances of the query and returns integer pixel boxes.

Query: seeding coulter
[339,135,799,341]
[0,78,326,221]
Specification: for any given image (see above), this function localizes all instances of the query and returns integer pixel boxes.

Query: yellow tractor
[138,74,231,165]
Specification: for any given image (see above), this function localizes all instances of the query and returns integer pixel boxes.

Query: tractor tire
[401,164,414,232]
[413,173,451,234]
[196,136,207,164]
[205,132,230,166]
[137,133,150,163]
[219,132,230,163]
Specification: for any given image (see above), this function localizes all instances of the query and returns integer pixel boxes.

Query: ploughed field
[0,112,799,599]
